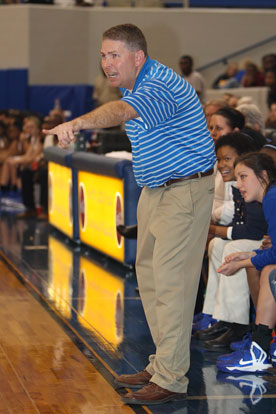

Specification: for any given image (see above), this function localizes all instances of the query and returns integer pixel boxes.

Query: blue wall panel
[28,85,94,120]
[0,68,94,120]
[0,69,28,110]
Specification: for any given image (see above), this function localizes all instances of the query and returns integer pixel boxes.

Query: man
[179,55,206,103]
[43,24,216,405]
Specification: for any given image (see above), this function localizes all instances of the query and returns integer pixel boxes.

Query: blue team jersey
[251,185,276,270]
[121,57,216,188]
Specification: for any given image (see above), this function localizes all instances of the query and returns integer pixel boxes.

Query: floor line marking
[0,343,40,413]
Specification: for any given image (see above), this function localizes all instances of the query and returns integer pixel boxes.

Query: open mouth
[107,72,117,79]
[219,169,232,178]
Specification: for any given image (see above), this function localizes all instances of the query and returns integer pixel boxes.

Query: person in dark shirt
[194,133,267,351]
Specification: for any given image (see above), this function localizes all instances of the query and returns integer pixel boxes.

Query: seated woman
[194,133,267,349]
[209,107,245,228]
[0,116,43,193]
[193,107,264,330]
[217,152,276,373]
[0,118,23,192]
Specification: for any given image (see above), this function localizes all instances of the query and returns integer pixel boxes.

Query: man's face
[101,39,140,90]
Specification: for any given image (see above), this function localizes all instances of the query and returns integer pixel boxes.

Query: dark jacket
[230,186,267,240]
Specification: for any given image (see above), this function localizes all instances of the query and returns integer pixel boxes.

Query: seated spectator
[264,67,276,108]
[179,55,206,103]
[194,133,267,350]
[204,99,227,129]
[0,110,10,126]
[236,102,267,149]
[236,103,264,133]
[0,115,43,196]
[209,107,245,142]
[210,106,266,151]
[241,62,264,88]
[0,118,23,193]
[0,121,7,150]
[265,102,276,129]
[261,137,276,163]
[17,113,61,220]
[261,53,276,74]
[212,63,240,89]
[217,152,276,373]
[223,93,240,108]
[207,107,244,228]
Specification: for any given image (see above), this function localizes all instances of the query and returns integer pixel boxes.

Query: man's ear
[135,50,145,67]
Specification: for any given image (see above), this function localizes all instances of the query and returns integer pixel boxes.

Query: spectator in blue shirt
[43,23,216,405]
[217,152,276,374]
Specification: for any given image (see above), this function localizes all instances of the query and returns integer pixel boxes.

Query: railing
[197,35,276,72]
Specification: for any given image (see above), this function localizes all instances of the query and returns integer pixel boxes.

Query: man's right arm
[43,100,138,148]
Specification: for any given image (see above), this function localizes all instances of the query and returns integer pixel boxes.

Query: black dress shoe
[204,325,250,351]
[194,321,230,340]
[117,224,137,239]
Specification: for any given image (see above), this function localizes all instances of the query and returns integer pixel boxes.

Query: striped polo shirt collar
[132,56,153,93]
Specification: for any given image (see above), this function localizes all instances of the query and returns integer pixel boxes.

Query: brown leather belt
[160,168,214,187]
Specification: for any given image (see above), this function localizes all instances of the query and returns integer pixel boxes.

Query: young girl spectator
[0,116,43,193]
[217,152,276,373]
[194,133,267,349]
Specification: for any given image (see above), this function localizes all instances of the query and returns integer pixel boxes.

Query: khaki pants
[136,174,214,393]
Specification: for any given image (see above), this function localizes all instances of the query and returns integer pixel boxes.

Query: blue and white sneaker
[217,341,272,373]
[217,372,268,406]
[270,338,276,367]
[230,331,252,352]
[221,335,276,366]
[192,313,217,333]
[217,349,240,363]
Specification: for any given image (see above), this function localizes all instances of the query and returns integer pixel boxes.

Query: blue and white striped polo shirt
[121,57,216,188]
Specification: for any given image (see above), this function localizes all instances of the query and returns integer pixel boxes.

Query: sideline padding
[44,148,140,265]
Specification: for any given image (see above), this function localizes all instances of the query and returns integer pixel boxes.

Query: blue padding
[71,152,132,178]
[122,163,141,265]
[29,85,94,119]
[190,0,276,7]
[0,69,28,110]
[43,146,74,167]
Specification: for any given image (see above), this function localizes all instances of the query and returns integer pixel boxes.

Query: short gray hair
[236,103,264,132]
